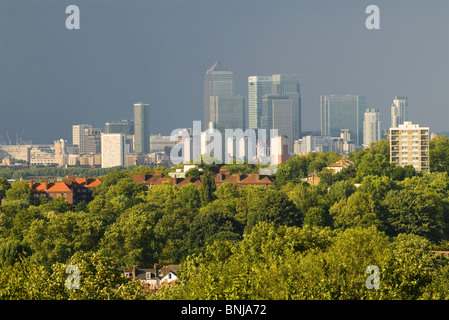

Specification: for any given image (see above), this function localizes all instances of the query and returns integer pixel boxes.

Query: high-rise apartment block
[133,103,150,155]
[101,133,127,168]
[363,108,381,148]
[391,96,408,128]
[320,95,366,147]
[389,121,429,171]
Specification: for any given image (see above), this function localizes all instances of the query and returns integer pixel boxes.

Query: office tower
[101,133,126,168]
[390,121,429,171]
[105,119,134,135]
[248,76,272,130]
[83,127,102,154]
[272,74,301,140]
[133,103,150,155]
[72,124,91,154]
[204,61,234,129]
[209,95,246,131]
[363,108,381,148]
[320,95,366,148]
[262,95,294,153]
[72,124,101,154]
[391,96,408,128]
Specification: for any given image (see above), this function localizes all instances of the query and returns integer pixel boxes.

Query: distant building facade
[134,103,150,155]
[101,133,127,168]
[363,108,381,148]
[391,96,409,128]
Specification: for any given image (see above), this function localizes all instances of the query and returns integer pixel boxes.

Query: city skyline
[1,0,448,144]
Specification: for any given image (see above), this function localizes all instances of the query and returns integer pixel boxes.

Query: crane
[5,130,11,145]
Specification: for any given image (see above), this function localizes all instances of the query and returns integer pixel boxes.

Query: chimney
[219,168,228,182]
[154,263,157,277]
[132,264,136,279]
[44,178,48,191]
[85,174,88,185]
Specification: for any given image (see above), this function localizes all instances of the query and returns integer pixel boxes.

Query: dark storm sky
[1,0,448,144]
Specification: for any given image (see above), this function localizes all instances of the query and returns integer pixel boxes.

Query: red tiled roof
[30,182,72,193]
[75,178,101,188]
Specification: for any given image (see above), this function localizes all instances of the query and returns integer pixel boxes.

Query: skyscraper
[271,74,301,140]
[363,108,381,148]
[133,103,150,155]
[262,95,294,153]
[209,95,246,132]
[391,96,409,128]
[248,76,272,130]
[204,61,234,129]
[320,95,367,148]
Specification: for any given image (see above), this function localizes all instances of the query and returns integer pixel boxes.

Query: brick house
[29,175,101,205]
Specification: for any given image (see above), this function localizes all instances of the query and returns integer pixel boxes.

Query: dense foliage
[1,137,449,299]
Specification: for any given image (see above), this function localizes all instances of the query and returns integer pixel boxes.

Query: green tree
[237,187,302,233]
[0,177,11,200]
[188,200,242,253]
[199,172,216,206]
[4,180,34,204]
[92,170,129,196]
[274,156,308,187]
[329,192,382,230]
[184,167,201,179]
[105,177,146,211]
[429,134,449,173]
[99,203,162,268]
[24,211,106,269]
[382,189,445,242]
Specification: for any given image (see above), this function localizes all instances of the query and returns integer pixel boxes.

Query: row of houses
[12,157,352,204]
[131,168,274,188]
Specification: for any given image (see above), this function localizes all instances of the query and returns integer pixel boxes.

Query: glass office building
[320,95,366,147]
[272,74,301,140]
[248,76,272,130]
[204,61,234,129]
